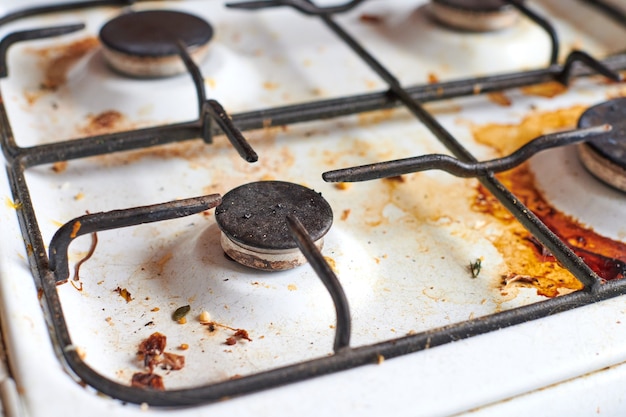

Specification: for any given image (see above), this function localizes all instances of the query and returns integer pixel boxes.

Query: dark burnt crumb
[138,332,166,371]
[208,323,216,332]
[160,352,185,371]
[144,321,154,327]
[131,372,164,391]
[225,337,237,346]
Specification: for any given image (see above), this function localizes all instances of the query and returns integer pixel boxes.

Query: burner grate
[2,0,626,408]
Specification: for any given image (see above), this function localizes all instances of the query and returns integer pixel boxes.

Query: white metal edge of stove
[0,1,626,417]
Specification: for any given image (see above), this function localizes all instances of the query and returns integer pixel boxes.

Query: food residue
[520,81,568,99]
[32,37,100,91]
[469,258,482,278]
[428,73,439,84]
[51,161,68,173]
[487,92,512,107]
[131,373,164,391]
[172,305,191,322]
[471,105,626,296]
[114,286,133,302]
[198,310,211,324]
[200,320,252,345]
[359,14,384,24]
[79,110,125,136]
[133,332,186,390]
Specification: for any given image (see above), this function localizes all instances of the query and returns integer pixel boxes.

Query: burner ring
[429,0,521,31]
[215,181,333,271]
[99,10,214,77]
[578,98,626,192]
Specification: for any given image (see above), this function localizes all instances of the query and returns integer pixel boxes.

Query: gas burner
[578,98,626,192]
[429,0,521,31]
[215,181,333,271]
[99,10,214,77]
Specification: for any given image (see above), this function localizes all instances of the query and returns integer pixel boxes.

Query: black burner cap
[578,98,626,167]
[215,181,333,251]
[99,10,214,57]
[432,0,515,13]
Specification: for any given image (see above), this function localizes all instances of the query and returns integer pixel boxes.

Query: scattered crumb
[51,161,68,173]
[359,14,383,24]
[114,286,133,303]
[341,209,351,221]
[198,310,211,324]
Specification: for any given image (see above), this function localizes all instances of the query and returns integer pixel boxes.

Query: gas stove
[1,1,626,416]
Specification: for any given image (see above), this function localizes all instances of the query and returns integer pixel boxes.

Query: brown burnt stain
[471,105,626,296]
[31,37,100,91]
[487,92,512,107]
[79,110,125,136]
[359,13,384,24]
[520,81,568,99]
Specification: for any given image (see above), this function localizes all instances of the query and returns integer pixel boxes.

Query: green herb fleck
[172,305,191,321]
[469,258,482,278]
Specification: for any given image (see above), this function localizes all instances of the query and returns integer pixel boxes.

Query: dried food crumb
[179,343,189,351]
[138,332,166,371]
[198,310,211,324]
[172,305,191,321]
[177,317,187,325]
[160,352,185,371]
[359,13,383,24]
[114,286,133,302]
[131,373,164,391]
[51,161,68,173]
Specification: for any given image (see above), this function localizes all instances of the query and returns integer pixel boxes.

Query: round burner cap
[578,98,626,192]
[430,0,521,31]
[99,10,213,77]
[215,181,333,251]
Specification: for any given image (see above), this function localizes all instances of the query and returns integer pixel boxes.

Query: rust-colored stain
[471,105,626,297]
[520,81,568,99]
[79,110,126,136]
[29,37,100,91]
[487,92,512,107]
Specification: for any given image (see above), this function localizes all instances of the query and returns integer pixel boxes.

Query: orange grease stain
[471,106,626,297]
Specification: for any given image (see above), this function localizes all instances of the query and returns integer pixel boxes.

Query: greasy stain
[471,105,626,297]
[28,37,100,91]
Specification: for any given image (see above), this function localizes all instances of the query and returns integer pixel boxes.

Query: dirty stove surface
[1,0,626,416]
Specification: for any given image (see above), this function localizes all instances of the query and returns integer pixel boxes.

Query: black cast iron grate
[1,0,626,407]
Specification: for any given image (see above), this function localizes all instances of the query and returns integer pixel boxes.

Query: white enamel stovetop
[0,0,626,416]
